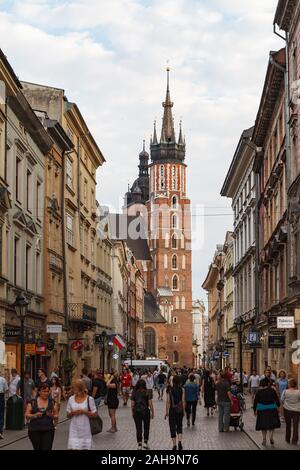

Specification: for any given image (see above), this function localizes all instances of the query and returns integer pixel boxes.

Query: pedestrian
[92,371,107,408]
[184,374,199,426]
[17,370,36,408]
[132,369,140,388]
[249,369,260,405]
[25,383,58,450]
[106,371,119,433]
[131,379,154,450]
[243,371,248,393]
[223,367,233,384]
[260,366,276,384]
[36,368,51,388]
[202,369,216,416]
[253,378,280,447]
[81,368,92,395]
[0,374,8,439]
[281,378,300,445]
[215,372,233,432]
[120,367,132,406]
[165,375,185,450]
[50,367,60,380]
[8,368,20,396]
[153,367,159,392]
[157,368,167,400]
[51,377,62,424]
[142,370,154,400]
[67,379,97,450]
[104,369,112,382]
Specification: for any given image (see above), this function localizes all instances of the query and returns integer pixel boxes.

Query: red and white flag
[113,334,126,350]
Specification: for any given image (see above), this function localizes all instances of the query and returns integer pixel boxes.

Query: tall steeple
[161,67,176,143]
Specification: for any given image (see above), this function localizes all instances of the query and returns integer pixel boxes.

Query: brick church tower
[126,70,193,367]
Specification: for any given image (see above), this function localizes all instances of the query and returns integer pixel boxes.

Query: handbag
[170,389,184,415]
[87,396,103,435]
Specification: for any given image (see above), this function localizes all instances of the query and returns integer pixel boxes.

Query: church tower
[146,69,193,367]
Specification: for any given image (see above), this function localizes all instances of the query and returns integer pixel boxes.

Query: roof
[144,292,166,323]
[252,48,286,148]
[108,214,151,261]
[274,0,298,31]
[157,287,173,297]
[220,126,254,197]
[0,49,22,89]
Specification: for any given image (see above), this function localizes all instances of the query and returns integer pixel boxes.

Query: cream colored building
[192,300,208,368]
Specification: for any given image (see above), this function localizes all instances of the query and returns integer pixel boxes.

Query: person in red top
[224,367,233,384]
[121,368,132,406]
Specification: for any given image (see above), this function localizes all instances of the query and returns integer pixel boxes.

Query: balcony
[68,303,97,330]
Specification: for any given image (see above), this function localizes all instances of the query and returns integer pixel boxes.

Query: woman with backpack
[131,379,154,450]
[25,383,58,450]
[165,374,185,450]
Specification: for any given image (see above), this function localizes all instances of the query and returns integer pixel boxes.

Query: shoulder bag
[87,396,103,435]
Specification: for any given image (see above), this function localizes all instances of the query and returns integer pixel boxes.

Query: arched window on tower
[181,296,186,309]
[145,327,156,357]
[165,274,169,287]
[175,296,179,309]
[172,274,179,291]
[172,165,177,190]
[182,255,186,270]
[182,275,186,291]
[172,233,177,249]
[173,351,179,364]
[172,254,177,269]
[172,195,177,209]
[160,165,164,190]
[172,214,177,229]
[165,232,169,248]
[164,254,168,269]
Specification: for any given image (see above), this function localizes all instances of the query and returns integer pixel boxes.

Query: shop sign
[5,327,20,337]
[248,330,261,345]
[277,316,295,329]
[268,335,285,349]
[46,324,62,334]
[46,338,55,351]
[25,344,36,355]
[71,340,83,351]
[36,344,47,354]
[295,309,300,325]
[268,327,285,336]
[225,341,235,348]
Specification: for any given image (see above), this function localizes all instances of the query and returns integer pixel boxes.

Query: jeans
[133,410,150,443]
[218,401,231,432]
[185,400,197,424]
[0,394,4,433]
[94,397,102,408]
[28,429,55,450]
[284,408,300,444]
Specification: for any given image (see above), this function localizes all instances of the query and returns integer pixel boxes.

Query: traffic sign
[71,340,83,351]
[223,351,230,357]
[112,353,119,360]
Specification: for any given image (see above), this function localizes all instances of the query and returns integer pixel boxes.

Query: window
[175,296,179,309]
[182,275,186,291]
[181,296,186,309]
[172,234,177,249]
[164,254,168,269]
[145,328,156,357]
[173,336,178,343]
[14,237,20,286]
[91,237,95,262]
[172,166,177,190]
[172,214,177,229]
[160,165,164,190]
[83,179,88,206]
[66,214,73,245]
[173,316,177,324]
[172,275,178,290]
[173,351,179,363]
[172,254,177,269]
[172,195,177,209]
[36,251,41,294]
[36,181,41,221]
[66,157,73,188]
[16,157,21,203]
[26,170,32,212]
[182,255,186,270]
[84,228,88,258]
[26,245,31,291]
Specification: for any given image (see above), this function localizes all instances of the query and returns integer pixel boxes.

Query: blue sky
[0,0,282,304]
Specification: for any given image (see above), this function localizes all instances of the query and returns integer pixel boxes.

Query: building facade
[192,300,208,368]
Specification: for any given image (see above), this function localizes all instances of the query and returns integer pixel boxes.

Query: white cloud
[0,0,282,300]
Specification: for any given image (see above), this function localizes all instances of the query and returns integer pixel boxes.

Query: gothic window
[172,274,178,291]
[145,327,156,357]
[165,233,169,248]
[181,296,186,309]
[172,254,177,269]
[182,275,186,291]
[172,166,177,190]
[172,214,177,229]
[172,195,177,209]
[172,233,177,249]
[173,351,179,364]
[175,296,179,309]
[165,274,169,287]
[164,254,168,269]
[182,255,186,270]
[160,165,164,190]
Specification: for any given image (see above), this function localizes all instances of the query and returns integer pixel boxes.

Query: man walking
[8,369,20,397]
[121,368,132,405]
[215,373,233,433]
[249,369,260,405]
[17,371,36,407]
[0,374,8,439]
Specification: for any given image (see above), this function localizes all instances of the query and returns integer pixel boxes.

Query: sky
[0,0,283,304]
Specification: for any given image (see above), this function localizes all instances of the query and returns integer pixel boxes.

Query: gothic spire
[152,120,158,144]
[178,120,184,145]
[161,67,175,143]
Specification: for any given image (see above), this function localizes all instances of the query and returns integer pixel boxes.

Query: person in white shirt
[0,375,8,438]
[9,369,20,397]
[143,370,154,400]
[248,369,260,404]
[281,378,300,445]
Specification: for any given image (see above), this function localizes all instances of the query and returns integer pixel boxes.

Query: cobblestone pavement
[1,394,258,451]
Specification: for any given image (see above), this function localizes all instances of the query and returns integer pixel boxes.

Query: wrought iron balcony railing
[68,303,97,323]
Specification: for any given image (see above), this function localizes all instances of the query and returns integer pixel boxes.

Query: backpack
[133,391,148,414]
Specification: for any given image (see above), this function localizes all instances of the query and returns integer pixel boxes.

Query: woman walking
[166,375,185,450]
[184,374,199,426]
[276,370,288,421]
[281,378,300,445]
[25,383,58,450]
[253,378,281,447]
[202,369,216,416]
[131,379,154,450]
[106,371,119,433]
[66,379,97,450]
[51,377,62,425]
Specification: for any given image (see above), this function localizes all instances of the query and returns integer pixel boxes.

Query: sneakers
[107,428,117,433]
[143,442,150,450]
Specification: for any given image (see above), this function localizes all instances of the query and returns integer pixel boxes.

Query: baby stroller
[229,386,244,431]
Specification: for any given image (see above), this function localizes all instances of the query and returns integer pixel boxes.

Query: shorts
[122,387,131,395]
[147,389,153,400]
[158,384,165,391]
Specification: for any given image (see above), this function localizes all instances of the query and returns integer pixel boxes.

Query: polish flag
[113,335,126,350]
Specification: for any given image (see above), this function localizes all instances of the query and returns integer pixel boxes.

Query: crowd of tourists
[0,363,300,450]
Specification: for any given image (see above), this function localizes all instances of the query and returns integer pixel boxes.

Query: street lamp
[100,331,107,374]
[234,316,244,394]
[12,293,29,401]
[127,342,134,368]
[219,336,225,371]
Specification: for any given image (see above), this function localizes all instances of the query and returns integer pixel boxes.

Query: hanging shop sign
[268,335,285,349]
[71,340,83,351]
[25,344,36,355]
[268,327,285,336]
[46,338,55,351]
[36,343,47,355]
[225,341,235,348]
[5,327,21,337]
[277,316,295,329]
[248,330,261,346]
